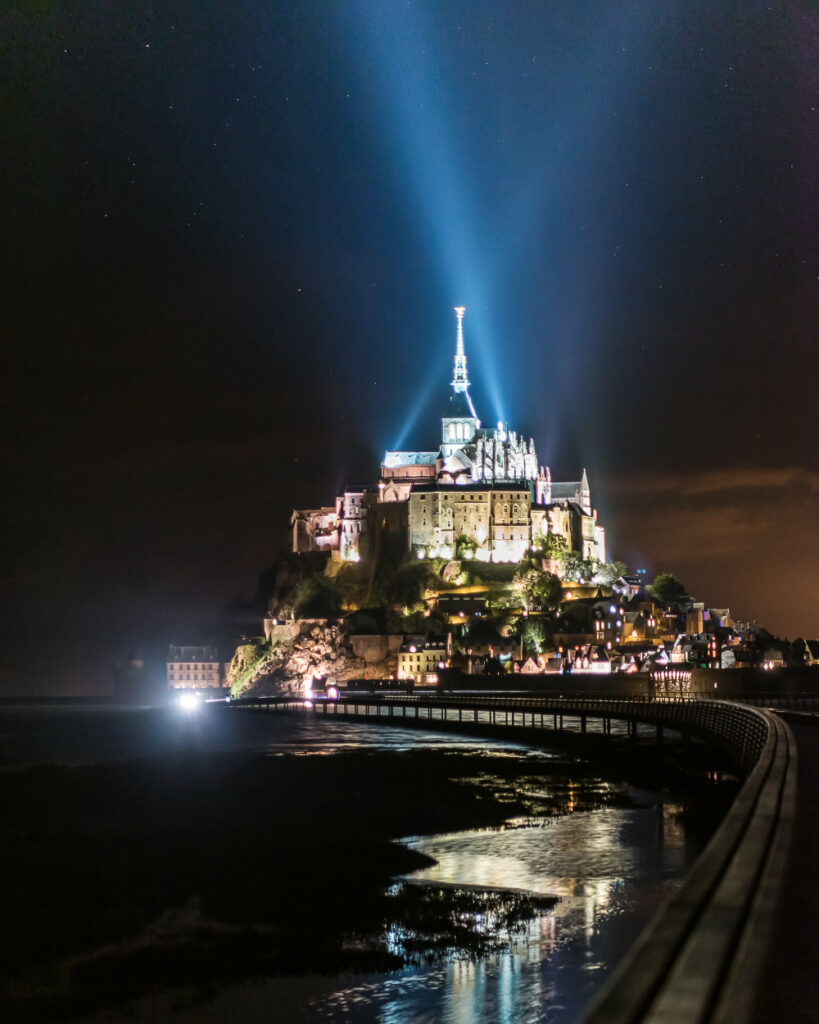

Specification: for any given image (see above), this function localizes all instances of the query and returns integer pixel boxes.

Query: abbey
[292,308,606,565]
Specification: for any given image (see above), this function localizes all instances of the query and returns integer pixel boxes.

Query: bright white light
[177,692,201,712]
[304,699,314,708]
[327,685,339,700]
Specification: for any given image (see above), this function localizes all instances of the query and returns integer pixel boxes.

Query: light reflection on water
[0,705,557,770]
[404,802,684,895]
[299,806,685,1024]
[174,806,684,1024]
[262,717,562,760]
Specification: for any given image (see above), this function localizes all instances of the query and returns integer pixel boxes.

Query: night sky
[2,2,816,694]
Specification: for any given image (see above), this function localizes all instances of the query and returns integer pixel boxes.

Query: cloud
[608,466,819,499]
[613,504,782,562]
[602,463,819,638]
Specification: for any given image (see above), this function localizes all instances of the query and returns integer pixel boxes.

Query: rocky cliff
[228,622,400,697]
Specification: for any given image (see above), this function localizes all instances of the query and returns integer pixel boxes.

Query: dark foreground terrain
[0,710,735,1021]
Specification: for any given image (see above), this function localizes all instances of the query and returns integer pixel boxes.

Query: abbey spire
[450,306,478,419]
[441,306,480,458]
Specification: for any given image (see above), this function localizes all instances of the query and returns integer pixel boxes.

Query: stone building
[397,637,448,684]
[292,307,606,565]
[166,645,225,690]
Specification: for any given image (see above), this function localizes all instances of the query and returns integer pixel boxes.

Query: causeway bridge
[228,691,815,1023]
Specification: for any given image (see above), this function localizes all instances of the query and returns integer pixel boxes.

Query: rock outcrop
[230,622,400,698]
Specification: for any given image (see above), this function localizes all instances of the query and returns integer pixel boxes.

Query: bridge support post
[581,715,587,734]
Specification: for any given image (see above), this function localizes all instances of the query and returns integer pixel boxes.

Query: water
[248,808,686,1024]
[1,704,716,1023]
[0,701,562,770]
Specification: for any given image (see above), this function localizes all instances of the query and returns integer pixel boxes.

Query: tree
[521,619,547,655]
[385,562,430,609]
[557,550,593,583]
[649,572,688,604]
[513,568,562,610]
[591,560,629,586]
[401,607,448,636]
[293,574,341,618]
[533,532,568,561]
[455,534,477,558]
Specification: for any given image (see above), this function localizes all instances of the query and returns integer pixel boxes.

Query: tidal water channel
[0,704,729,1023]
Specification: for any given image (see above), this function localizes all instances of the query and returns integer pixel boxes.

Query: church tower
[441,306,480,458]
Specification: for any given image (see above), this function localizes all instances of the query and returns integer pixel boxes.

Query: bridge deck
[747,715,819,1024]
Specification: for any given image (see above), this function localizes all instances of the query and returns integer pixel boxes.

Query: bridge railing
[252,693,771,774]
[583,707,796,1024]
[231,691,780,772]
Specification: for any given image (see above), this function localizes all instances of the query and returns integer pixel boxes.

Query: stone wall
[263,620,301,643]
[350,634,403,663]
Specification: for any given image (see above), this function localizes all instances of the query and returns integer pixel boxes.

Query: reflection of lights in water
[499,954,513,1023]
[265,803,693,1024]
[403,805,688,961]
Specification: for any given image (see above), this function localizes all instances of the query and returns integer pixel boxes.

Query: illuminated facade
[166,645,224,690]
[292,307,606,564]
[397,638,447,684]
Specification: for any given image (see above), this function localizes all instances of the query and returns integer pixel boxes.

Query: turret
[535,465,552,505]
[580,468,591,515]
